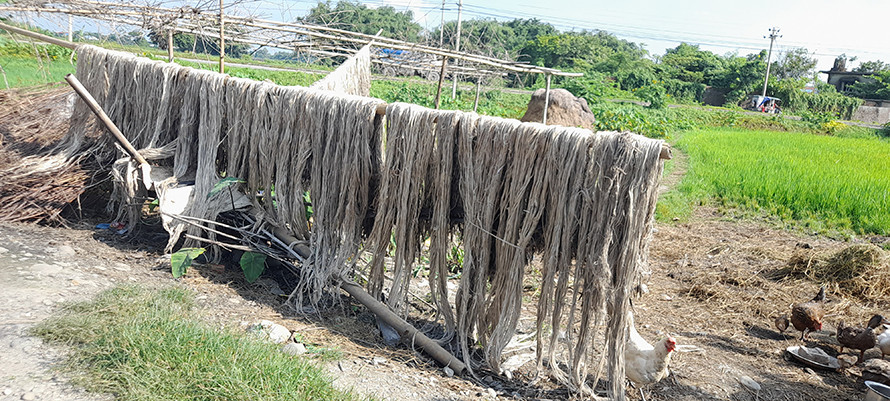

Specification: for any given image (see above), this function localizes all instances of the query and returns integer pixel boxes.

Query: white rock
[0,246,8,254]
[738,375,761,392]
[55,245,76,258]
[281,343,307,356]
[444,366,454,377]
[267,324,291,344]
[486,388,497,398]
[2,388,11,395]
[21,392,36,401]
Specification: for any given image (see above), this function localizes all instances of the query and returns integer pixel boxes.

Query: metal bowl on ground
[785,345,840,370]
[865,381,890,401]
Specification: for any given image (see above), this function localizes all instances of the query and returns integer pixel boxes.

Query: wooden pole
[434,56,447,109]
[0,21,76,49]
[218,0,225,74]
[270,227,467,375]
[473,77,481,112]
[542,73,551,125]
[67,14,73,42]
[167,29,174,62]
[64,74,147,166]
[450,0,463,99]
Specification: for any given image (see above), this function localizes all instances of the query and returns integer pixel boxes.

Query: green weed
[32,285,360,401]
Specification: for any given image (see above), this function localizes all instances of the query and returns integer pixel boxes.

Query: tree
[772,47,817,79]
[148,30,249,58]
[300,1,422,42]
[709,51,767,103]
[847,70,890,100]
[854,60,890,73]
[659,43,724,84]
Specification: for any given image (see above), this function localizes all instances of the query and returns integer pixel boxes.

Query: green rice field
[673,128,890,235]
[0,55,74,88]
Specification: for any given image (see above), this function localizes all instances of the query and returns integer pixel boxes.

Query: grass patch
[671,127,890,236]
[0,55,74,88]
[32,285,360,401]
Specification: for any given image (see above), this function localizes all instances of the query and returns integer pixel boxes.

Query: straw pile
[309,44,371,96]
[0,85,92,224]
[65,44,664,400]
[787,244,890,301]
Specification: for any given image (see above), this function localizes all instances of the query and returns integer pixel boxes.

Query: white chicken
[625,311,676,400]
[878,324,890,359]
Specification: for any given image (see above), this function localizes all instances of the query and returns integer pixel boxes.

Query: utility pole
[761,27,781,97]
[450,0,463,99]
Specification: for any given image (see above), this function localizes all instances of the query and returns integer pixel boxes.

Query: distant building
[821,56,876,93]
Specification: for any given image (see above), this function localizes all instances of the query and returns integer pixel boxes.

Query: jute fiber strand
[294,90,385,308]
[367,103,460,320]
[310,44,372,97]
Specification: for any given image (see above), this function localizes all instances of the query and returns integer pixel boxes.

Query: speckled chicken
[790,287,826,341]
[838,314,888,364]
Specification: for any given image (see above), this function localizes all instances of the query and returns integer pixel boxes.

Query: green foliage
[773,47,817,80]
[768,78,862,119]
[675,128,890,235]
[239,252,267,283]
[207,177,245,199]
[635,84,667,109]
[853,60,890,73]
[847,70,890,100]
[148,31,250,58]
[301,1,422,42]
[170,248,205,278]
[32,285,357,401]
[659,43,723,84]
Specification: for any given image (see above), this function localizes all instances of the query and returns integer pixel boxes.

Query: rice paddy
[673,128,890,235]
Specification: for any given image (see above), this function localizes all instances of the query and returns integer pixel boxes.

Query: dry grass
[784,245,890,302]
[0,84,96,224]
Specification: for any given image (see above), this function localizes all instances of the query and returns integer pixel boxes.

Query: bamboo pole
[0,21,76,49]
[434,56,447,109]
[473,77,481,112]
[64,74,147,166]
[542,73,551,125]
[218,0,225,74]
[167,29,173,62]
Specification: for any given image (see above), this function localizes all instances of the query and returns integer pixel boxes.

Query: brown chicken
[790,287,826,341]
[838,314,888,364]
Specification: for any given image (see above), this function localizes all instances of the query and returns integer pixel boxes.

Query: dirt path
[0,222,168,401]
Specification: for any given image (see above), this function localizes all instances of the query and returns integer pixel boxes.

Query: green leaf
[240,252,267,283]
[207,177,245,199]
[148,198,160,212]
[171,247,205,278]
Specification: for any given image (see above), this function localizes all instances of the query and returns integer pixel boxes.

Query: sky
[241,0,890,74]
[19,0,890,76]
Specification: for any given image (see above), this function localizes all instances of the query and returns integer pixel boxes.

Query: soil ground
[2,206,885,401]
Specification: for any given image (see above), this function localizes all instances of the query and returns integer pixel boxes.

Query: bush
[635,84,667,109]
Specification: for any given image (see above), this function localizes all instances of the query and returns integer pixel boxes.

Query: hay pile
[0,85,94,224]
[787,244,890,301]
[66,44,665,400]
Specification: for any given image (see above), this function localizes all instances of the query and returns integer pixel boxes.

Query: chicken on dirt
[837,314,889,364]
[790,287,826,341]
[626,311,676,401]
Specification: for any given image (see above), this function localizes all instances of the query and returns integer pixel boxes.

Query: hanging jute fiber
[65,44,664,400]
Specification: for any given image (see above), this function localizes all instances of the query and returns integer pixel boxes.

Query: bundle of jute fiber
[366,103,462,331]
[309,44,372,97]
[538,131,663,398]
[292,90,385,308]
